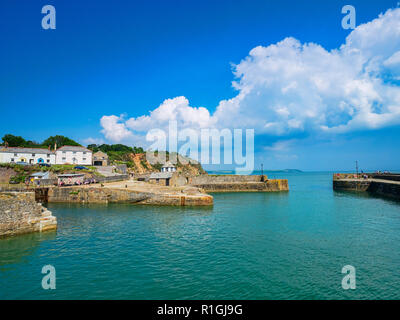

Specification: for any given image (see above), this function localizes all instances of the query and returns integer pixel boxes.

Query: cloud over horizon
[99,8,400,148]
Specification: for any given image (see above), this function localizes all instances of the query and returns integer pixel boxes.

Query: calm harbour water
[1,172,400,300]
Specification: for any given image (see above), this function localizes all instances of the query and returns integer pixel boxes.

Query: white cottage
[55,146,92,165]
[0,147,56,164]
[161,161,177,173]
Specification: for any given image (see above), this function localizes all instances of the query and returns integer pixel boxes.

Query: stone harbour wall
[333,175,400,200]
[332,179,371,192]
[368,181,400,200]
[190,174,268,184]
[0,192,57,238]
[48,187,213,206]
[192,179,289,192]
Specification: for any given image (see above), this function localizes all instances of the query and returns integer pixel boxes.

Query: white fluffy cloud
[100,115,133,142]
[125,96,215,133]
[100,8,400,144]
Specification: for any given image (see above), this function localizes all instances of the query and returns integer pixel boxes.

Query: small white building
[55,146,92,165]
[30,172,52,180]
[161,161,177,173]
[0,147,56,164]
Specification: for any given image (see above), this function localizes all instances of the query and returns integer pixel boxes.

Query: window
[83,152,86,155]
[47,154,50,158]
[62,157,66,161]
[11,158,14,162]
[73,152,76,154]
[32,154,35,156]
[47,160,50,163]
[83,158,86,161]
[14,153,17,157]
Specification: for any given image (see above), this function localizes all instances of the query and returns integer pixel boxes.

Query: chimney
[54,142,57,151]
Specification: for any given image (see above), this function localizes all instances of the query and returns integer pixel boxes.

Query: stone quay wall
[333,175,400,200]
[48,187,213,206]
[190,175,268,184]
[0,192,57,238]
[191,177,289,193]
[332,179,371,192]
[367,181,400,199]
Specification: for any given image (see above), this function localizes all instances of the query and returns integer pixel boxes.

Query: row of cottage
[0,145,109,166]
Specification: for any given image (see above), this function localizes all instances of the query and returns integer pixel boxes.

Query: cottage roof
[31,172,48,178]
[0,147,54,154]
[161,161,176,168]
[31,171,55,179]
[149,172,173,179]
[57,145,91,152]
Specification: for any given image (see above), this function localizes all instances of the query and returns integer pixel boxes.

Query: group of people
[375,170,391,174]
[57,178,97,187]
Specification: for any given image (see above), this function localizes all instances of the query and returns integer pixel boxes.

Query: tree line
[87,144,144,154]
[1,134,81,148]
[1,134,145,155]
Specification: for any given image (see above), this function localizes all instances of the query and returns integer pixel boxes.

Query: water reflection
[0,232,56,268]
[333,189,400,205]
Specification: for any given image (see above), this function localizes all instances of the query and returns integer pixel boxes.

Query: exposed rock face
[0,192,57,238]
[129,152,205,175]
[0,167,17,183]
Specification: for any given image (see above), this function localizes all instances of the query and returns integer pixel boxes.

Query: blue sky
[1,0,400,171]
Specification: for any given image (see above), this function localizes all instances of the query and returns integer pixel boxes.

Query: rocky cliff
[127,152,205,176]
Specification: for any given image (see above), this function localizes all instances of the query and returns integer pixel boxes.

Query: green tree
[87,144,99,152]
[42,135,81,148]
[97,144,134,153]
[133,146,144,153]
[1,134,27,147]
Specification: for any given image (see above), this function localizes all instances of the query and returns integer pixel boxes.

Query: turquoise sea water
[1,172,400,300]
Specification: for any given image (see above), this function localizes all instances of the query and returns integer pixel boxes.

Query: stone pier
[47,180,213,206]
[333,174,400,200]
[189,175,289,192]
[0,192,57,238]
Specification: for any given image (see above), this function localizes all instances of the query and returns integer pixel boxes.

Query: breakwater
[47,186,213,206]
[333,174,400,200]
[0,192,57,238]
[190,175,289,192]
[1,181,213,206]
